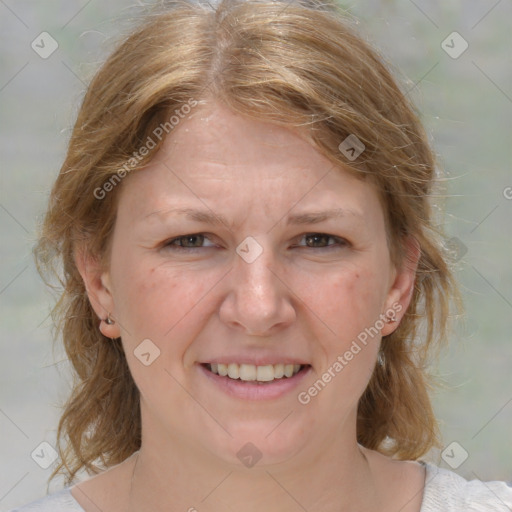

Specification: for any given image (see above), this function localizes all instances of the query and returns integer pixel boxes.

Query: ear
[381,235,421,336]
[74,245,121,339]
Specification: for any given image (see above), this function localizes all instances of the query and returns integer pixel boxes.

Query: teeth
[273,363,284,379]
[239,364,257,381]
[256,365,274,382]
[208,362,303,381]
[227,363,239,379]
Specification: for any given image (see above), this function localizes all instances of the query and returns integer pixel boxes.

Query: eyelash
[162,233,349,251]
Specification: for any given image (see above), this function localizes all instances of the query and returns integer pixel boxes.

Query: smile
[199,363,311,400]
[207,362,304,382]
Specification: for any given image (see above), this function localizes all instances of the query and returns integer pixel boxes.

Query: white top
[8,462,512,511]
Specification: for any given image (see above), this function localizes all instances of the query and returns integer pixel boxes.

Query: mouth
[203,362,308,382]
[199,362,311,400]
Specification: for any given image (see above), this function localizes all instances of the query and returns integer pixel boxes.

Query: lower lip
[198,364,312,400]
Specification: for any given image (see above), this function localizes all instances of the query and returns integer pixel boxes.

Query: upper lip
[200,356,310,366]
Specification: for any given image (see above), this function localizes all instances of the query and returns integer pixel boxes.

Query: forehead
[152,102,324,177]
[118,102,385,229]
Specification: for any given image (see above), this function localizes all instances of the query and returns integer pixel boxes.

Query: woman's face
[84,101,415,468]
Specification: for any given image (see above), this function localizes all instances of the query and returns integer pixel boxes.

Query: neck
[127,426,379,512]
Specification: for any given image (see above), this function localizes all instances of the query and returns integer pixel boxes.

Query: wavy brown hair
[34,0,460,486]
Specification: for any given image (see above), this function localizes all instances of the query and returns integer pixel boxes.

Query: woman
[12,0,512,510]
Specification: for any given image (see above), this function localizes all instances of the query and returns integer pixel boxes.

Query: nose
[218,247,296,336]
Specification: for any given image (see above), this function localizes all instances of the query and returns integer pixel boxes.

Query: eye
[163,233,216,250]
[296,233,349,249]
[161,232,348,252]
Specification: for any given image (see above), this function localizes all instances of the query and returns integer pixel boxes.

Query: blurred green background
[1,0,511,508]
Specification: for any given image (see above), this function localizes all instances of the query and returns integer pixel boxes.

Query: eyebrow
[143,206,362,228]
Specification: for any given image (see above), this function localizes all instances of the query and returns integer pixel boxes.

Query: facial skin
[76,101,422,512]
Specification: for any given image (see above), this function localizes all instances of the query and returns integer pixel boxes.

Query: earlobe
[74,246,121,339]
[381,235,421,336]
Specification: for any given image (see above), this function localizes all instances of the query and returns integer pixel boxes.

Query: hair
[34,0,461,486]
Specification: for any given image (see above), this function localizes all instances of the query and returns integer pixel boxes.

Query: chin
[207,420,311,469]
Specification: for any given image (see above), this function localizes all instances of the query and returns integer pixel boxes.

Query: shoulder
[420,461,512,511]
[7,488,85,512]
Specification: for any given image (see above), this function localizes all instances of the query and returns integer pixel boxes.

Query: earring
[377,351,385,367]
[105,313,115,325]
[386,311,397,323]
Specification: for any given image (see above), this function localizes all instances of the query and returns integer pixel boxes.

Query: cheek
[301,267,383,413]
[111,258,222,348]
[306,264,384,339]
[110,262,219,396]
[114,264,179,337]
